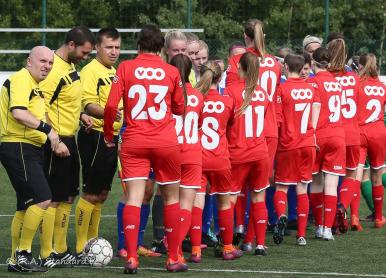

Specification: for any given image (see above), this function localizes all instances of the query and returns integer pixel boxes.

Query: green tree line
[0,0,385,72]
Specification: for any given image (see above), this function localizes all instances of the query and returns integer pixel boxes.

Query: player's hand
[54,142,70,157]
[47,129,60,151]
[115,107,123,122]
[104,137,115,148]
[80,113,93,133]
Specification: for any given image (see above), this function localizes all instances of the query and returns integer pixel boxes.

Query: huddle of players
[0,19,385,275]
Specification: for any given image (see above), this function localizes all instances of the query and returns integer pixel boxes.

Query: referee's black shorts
[44,136,80,202]
[0,142,51,211]
[77,126,118,195]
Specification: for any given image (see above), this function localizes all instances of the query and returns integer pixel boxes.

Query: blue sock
[245,191,251,226]
[288,185,297,221]
[138,204,151,247]
[266,186,277,224]
[212,195,219,234]
[202,194,213,234]
[117,202,125,250]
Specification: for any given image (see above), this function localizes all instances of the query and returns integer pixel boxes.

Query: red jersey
[226,80,269,164]
[307,71,345,139]
[275,77,319,151]
[357,77,386,126]
[173,83,204,165]
[200,89,234,171]
[104,53,184,147]
[226,48,281,138]
[332,71,360,146]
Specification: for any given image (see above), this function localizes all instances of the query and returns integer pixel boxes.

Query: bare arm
[311,103,321,130]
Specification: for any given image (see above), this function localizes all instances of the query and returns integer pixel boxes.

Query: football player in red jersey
[307,48,346,240]
[226,18,281,244]
[356,53,386,228]
[327,36,361,233]
[104,25,186,274]
[170,54,205,262]
[273,54,320,246]
[196,60,243,260]
[226,52,270,256]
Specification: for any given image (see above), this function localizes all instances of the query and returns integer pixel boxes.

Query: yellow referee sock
[54,202,72,253]
[39,207,56,259]
[87,202,102,240]
[18,205,45,251]
[10,211,25,262]
[75,197,94,253]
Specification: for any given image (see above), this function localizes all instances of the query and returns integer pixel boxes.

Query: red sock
[244,208,255,244]
[372,185,384,221]
[190,207,203,247]
[123,205,140,259]
[324,195,337,228]
[350,180,361,217]
[164,203,180,261]
[273,190,287,218]
[309,192,323,226]
[339,178,355,209]
[296,194,309,238]
[234,194,246,227]
[252,202,267,246]
[179,209,191,254]
[218,208,233,246]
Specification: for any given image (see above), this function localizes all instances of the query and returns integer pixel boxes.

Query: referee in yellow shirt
[0,46,67,273]
[39,27,96,266]
[75,28,122,256]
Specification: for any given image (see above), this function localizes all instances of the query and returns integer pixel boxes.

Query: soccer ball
[83,237,113,267]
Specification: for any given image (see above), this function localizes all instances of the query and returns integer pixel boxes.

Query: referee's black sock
[152,194,165,241]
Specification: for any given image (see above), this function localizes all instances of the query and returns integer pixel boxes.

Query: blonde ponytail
[244,19,266,58]
[359,53,378,79]
[195,61,222,96]
[327,39,346,73]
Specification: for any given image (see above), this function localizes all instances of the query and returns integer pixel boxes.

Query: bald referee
[0,46,68,273]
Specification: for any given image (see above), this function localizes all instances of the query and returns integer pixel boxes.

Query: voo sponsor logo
[290,89,313,100]
[134,67,165,80]
[364,86,385,96]
[203,101,225,113]
[336,76,356,87]
[324,82,341,92]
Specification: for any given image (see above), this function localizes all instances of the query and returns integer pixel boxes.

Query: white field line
[0,264,385,277]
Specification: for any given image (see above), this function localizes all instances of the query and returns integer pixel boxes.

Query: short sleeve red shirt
[226,80,269,164]
[174,83,204,165]
[307,71,345,139]
[332,71,361,146]
[226,48,281,138]
[275,77,318,151]
[357,77,386,126]
[200,89,234,171]
[104,53,185,147]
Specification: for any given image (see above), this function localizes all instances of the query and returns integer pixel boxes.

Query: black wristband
[36,120,52,135]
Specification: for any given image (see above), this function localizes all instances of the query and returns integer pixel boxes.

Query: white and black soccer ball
[83,237,113,267]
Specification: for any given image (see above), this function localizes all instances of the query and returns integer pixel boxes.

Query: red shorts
[275,147,316,185]
[266,137,278,177]
[120,145,181,184]
[313,137,346,176]
[231,159,270,194]
[346,145,360,170]
[201,169,232,195]
[359,127,386,169]
[180,164,202,189]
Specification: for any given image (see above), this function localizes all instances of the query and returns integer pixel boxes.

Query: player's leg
[178,164,201,261]
[295,182,309,245]
[1,142,51,272]
[189,182,205,263]
[137,177,160,257]
[117,193,128,258]
[310,172,324,238]
[322,173,339,240]
[151,146,187,272]
[360,165,374,219]
[151,184,166,252]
